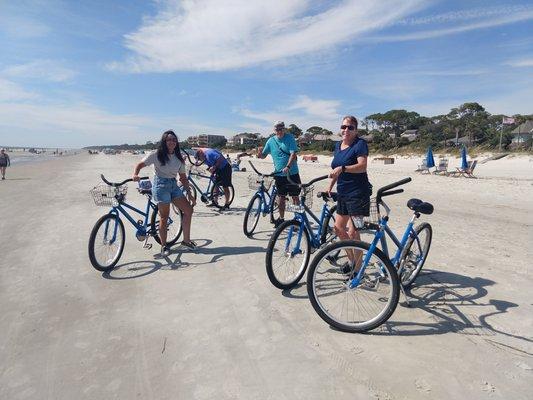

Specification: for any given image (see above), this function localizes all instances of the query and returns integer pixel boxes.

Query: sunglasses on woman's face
[341,125,356,131]
[166,138,178,142]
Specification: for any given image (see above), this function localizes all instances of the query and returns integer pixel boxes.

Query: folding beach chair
[415,158,430,174]
[451,160,478,178]
[433,158,449,175]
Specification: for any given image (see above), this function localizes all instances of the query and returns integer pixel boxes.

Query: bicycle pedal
[143,243,152,249]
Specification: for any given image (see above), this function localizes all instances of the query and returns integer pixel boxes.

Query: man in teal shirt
[258,121,301,226]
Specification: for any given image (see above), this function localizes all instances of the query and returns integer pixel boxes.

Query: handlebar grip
[376,177,411,197]
[381,188,403,198]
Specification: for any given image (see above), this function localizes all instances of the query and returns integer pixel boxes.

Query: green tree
[287,124,303,138]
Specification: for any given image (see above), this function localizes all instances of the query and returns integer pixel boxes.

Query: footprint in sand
[414,378,431,393]
[481,380,496,394]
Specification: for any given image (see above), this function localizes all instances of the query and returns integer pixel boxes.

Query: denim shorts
[152,176,184,204]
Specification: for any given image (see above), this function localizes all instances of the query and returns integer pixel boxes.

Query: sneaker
[206,202,220,208]
[273,218,285,228]
[220,204,230,211]
[160,245,171,257]
[181,240,197,249]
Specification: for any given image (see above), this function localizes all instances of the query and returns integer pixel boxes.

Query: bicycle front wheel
[88,214,125,272]
[398,223,432,288]
[266,220,310,289]
[243,194,262,237]
[307,240,400,333]
[210,183,235,206]
[151,204,184,246]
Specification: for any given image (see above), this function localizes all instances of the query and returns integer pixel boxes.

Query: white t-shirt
[142,151,186,179]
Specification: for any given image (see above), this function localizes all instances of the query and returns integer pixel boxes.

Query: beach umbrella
[460,146,468,170]
[426,146,435,168]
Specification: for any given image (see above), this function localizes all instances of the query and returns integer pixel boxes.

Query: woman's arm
[179,172,196,205]
[132,161,146,181]
[344,156,367,173]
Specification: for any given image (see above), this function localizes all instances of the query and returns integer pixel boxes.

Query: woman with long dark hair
[133,130,196,256]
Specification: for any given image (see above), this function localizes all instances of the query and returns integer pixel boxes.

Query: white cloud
[2,60,77,82]
[109,0,426,72]
[371,8,533,42]
[504,58,533,68]
[0,79,39,102]
[238,94,346,133]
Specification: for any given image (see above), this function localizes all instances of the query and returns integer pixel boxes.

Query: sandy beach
[0,152,532,399]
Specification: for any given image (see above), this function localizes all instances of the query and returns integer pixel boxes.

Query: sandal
[181,240,197,249]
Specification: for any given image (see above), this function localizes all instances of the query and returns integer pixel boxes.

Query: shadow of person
[194,244,267,263]
[361,268,521,338]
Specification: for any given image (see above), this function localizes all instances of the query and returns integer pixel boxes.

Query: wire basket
[248,174,273,190]
[363,197,380,225]
[90,184,127,207]
[286,185,313,212]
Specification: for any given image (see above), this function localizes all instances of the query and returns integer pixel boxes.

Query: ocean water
[7,151,79,166]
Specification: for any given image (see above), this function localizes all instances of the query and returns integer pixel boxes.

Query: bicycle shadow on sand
[282,266,530,348]
[367,269,530,349]
[102,238,267,279]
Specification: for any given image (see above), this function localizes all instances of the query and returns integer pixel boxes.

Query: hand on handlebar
[132,174,140,182]
[282,166,289,175]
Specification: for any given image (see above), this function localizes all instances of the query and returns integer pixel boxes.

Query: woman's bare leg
[172,196,193,242]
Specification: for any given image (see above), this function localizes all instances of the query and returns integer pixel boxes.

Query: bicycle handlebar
[248,161,280,177]
[287,173,329,188]
[376,177,411,203]
[181,150,205,167]
[100,174,149,187]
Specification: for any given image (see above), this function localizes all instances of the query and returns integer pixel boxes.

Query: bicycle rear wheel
[151,204,184,245]
[210,183,235,206]
[398,222,432,288]
[266,220,310,289]
[307,240,400,333]
[88,214,125,272]
[243,194,262,236]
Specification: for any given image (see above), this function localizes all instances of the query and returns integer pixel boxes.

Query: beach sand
[0,152,532,399]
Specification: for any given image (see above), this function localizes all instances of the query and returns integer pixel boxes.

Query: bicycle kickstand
[400,284,412,307]
[143,236,152,250]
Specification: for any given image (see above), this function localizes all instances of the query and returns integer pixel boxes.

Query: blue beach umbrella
[426,146,435,168]
[460,146,468,170]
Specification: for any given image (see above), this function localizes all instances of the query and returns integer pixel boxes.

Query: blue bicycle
[88,175,183,272]
[265,174,341,289]
[181,151,235,207]
[242,161,282,237]
[306,177,433,332]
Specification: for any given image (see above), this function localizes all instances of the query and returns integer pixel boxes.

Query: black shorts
[274,174,301,196]
[215,164,232,187]
[337,195,371,216]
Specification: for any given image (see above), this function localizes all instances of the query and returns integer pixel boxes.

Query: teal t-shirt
[262,134,299,176]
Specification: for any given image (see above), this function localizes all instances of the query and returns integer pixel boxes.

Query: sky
[0,0,532,147]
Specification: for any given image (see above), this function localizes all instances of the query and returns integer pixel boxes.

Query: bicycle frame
[286,202,334,255]
[187,169,215,199]
[350,206,420,288]
[255,183,277,215]
[104,197,158,242]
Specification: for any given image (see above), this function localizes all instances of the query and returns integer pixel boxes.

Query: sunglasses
[166,138,178,142]
[341,125,356,131]
[275,127,284,132]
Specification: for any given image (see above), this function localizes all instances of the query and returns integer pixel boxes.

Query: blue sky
[0,0,532,147]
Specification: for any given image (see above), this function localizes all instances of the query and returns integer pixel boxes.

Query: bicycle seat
[407,198,434,215]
